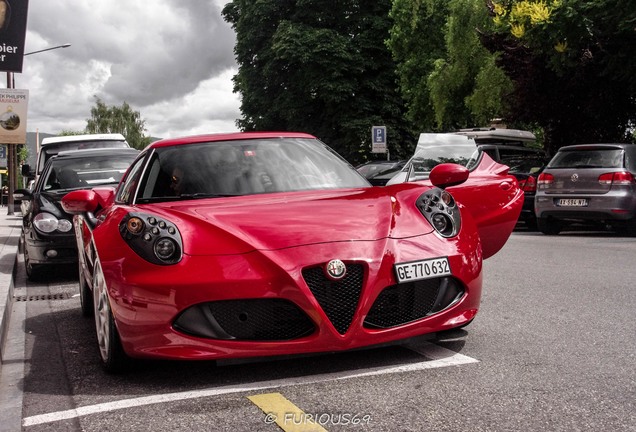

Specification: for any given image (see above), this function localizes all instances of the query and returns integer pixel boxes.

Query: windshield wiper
[176,193,240,199]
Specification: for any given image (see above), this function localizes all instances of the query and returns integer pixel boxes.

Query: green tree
[480,0,636,154]
[58,130,87,136]
[387,0,513,132]
[222,0,416,163]
[85,97,152,150]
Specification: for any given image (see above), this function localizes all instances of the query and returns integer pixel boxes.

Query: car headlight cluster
[119,212,183,265]
[33,212,73,234]
[416,188,461,237]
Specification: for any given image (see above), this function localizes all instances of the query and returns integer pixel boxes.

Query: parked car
[16,147,140,280]
[535,143,636,235]
[456,128,548,230]
[356,160,407,186]
[21,133,131,182]
[387,133,524,258]
[60,131,521,372]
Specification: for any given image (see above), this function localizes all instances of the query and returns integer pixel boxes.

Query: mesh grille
[302,264,364,334]
[364,278,447,328]
[206,299,315,341]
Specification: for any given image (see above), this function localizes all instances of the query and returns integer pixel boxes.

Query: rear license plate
[557,198,588,207]
[394,257,451,283]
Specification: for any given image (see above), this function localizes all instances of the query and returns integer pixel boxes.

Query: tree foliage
[85,97,152,149]
[480,0,636,154]
[222,0,416,163]
[387,0,513,132]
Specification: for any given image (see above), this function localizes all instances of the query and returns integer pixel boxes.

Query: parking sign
[371,126,387,153]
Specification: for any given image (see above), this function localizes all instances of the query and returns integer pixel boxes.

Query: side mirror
[62,189,99,214]
[21,164,33,178]
[61,187,116,215]
[429,163,469,189]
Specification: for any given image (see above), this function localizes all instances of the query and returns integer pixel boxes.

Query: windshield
[547,149,624,169]
[136,138,370,202]
[404,134,481,180]
[43,153,138,192]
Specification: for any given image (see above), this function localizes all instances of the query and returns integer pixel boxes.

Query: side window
[116,155,146,204]
[482,148,498,161]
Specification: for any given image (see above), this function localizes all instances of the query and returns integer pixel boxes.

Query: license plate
[394,257,451,283]
[557,198,588,207]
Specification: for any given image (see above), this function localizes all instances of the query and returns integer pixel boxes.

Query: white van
[22,133,130,179]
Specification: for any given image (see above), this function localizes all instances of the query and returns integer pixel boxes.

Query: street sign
[0,88,28,144]
[0,0,30,73]
[371,125,387,154]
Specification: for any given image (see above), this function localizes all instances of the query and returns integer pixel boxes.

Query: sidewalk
[0,208,22,371]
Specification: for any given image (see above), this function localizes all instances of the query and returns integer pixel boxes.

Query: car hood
[148,186,435,255]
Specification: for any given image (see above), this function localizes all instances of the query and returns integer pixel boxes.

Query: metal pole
[5,72,14,215]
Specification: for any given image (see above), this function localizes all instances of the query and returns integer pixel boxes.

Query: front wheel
[24,244,44,281]
[537,217,562,235]
[93,261,129,373]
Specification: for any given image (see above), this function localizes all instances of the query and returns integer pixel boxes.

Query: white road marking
[22,342,478,427]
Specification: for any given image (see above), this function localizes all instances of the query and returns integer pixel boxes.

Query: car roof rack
[455,128,536,144]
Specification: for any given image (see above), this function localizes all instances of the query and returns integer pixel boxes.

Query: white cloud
[15,0,241,137]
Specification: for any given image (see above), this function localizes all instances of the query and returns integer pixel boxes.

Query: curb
[0,213,22,371]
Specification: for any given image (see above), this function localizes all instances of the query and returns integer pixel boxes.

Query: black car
[15,147,140,280]
[479,144,547,230]
[456,128,548,230]
[356,160,407,186]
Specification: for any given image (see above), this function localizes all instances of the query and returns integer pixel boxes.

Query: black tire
[24,246,44,281]
[93,263,129,374]
[537,217,561,235]
[620,218,636,237]
[100,307,128,374]
[79,263,93,317]
[524,216,538,232]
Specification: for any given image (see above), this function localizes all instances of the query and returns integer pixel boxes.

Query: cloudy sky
[17,0,241,139]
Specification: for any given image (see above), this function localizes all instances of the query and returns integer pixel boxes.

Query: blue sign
[371,126,387,153]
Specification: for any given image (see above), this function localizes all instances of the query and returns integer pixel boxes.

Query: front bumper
[102,230,483,361]
[23,230,78,265]
[535,192,636,221]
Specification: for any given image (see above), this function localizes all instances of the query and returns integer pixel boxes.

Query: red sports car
[61,132,521,372]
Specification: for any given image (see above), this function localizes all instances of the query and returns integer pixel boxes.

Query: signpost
[0,0,29,73]
[1,0,30,214]
[371,125,387,157]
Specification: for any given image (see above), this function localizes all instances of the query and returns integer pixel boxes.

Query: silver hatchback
[535,143,636,235]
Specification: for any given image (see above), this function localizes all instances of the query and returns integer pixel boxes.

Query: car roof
[557,143,636,152]
[41,133,127,145]
[52,147,140,160]
[148,132,317,149]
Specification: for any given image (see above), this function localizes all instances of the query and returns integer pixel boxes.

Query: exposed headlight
[154,237,177,260]
[33,212,73,234]
[119,212,182,265]
[416,189,461,237]
[57,219,73,232]
[431,213,450,232]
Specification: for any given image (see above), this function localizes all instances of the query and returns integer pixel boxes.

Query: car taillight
[599,172,634,185]
[537,172,554,186]
[519,175,537,192]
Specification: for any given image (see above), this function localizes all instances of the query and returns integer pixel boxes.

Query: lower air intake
[364,277,464,329]
[174,299,315,341]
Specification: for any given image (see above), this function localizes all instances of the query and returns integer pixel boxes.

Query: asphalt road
[5,230,636,432]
